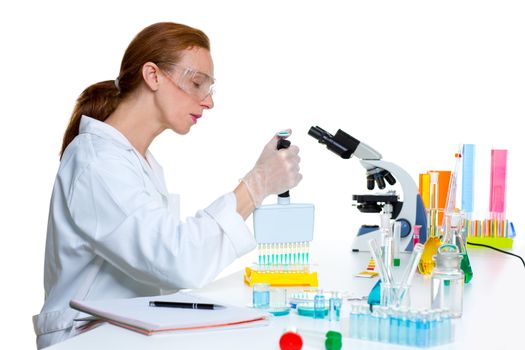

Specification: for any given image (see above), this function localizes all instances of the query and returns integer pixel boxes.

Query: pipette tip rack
[243,266,318,287]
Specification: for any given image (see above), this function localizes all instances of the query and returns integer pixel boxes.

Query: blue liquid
[253,290,269,308]
[389,314,400,344]
[358,310,369,340]
[429,317,439,347]
[369,313,379,341]
[349,312,359,338]
[407,317,417,346]
[378,314,389,343]
[328,297,341,321]
[347,308,454,346]
[398,316,409,345]
[441,313,452,345]
[313,294,325,319]
[416,317,429,348]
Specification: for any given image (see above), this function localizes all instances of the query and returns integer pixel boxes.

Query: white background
[1,1,524,348]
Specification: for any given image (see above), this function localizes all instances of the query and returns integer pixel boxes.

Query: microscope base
[351,229,382,252]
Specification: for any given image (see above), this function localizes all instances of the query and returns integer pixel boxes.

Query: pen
[149,301,223,310]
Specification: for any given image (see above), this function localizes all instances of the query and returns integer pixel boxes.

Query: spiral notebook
[70,292,269,335]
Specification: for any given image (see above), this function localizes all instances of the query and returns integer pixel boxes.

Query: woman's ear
[142,62,161,91]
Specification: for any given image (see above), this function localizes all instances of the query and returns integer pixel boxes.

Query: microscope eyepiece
[307,126,331,143]
[308,125,358,159]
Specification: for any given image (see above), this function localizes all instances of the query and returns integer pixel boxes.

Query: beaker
[430,244,464,318]
[380,282,410,308]
[252,283,270,308]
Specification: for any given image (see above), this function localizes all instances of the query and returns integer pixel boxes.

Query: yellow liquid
[418,236,442,275]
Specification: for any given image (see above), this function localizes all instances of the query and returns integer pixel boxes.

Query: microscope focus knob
[396,218,411,237]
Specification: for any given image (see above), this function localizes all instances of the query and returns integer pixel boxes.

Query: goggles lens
[165,65,215,101]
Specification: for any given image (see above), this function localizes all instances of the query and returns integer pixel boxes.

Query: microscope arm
[354,141,382,160]
[308,126,428,251]
[360,159,428,250]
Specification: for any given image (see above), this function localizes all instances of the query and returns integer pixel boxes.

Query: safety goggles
[163,64,215,102]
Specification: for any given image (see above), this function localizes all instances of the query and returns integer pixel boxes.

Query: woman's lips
[191,114,201,123]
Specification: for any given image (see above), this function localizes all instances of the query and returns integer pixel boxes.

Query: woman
[33,22,301,348]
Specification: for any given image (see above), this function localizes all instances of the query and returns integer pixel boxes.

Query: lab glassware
[431,245,464,318]
[252,283,270,308]
[313,289,326,319]
[419,172,442,275]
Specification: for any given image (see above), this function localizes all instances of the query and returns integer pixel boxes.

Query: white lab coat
[33,116,256,348]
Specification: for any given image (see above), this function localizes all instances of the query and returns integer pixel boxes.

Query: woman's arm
[233,181,256,220]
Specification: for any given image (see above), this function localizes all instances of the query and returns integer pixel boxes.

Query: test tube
[313,289,325,319]
[490,149,508,221]
[428,171,440,237]
[328,292,342,322]
[396,243,424,305]
[369,307,380,341]
[383,234,393,271]
[358,304,371,340]
[368,239,393,285]
[461,144,475,221]
[392,222,401,267]
[348,303,360,339]
[377,306,390,343]
[413,225,421,246]
[407,310,418,346]
[399,243,424,287]
[429,310,440,347]
[398,308,409,345]
[429,171,439,210]
[416,310,430,348]
[445,147,462,214]
[388,307,400,344]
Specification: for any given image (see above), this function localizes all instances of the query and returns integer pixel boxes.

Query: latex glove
[242,130,302,207]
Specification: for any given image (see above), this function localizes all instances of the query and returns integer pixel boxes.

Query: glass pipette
[445,147,462,214]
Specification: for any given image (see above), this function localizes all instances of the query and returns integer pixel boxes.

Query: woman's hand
[241,130,302,207]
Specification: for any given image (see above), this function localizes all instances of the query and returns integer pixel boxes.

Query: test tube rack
[464,211,515,249]
[466,236,513,249]
[465,218,515,249]
[349,304,455,348]
[243,266,318,287]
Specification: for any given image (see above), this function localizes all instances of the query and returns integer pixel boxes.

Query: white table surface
[46,238,525,350]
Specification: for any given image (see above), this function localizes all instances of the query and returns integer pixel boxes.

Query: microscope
[308,126,428,252]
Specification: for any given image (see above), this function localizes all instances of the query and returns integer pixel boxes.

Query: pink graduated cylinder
[489,149,508,220]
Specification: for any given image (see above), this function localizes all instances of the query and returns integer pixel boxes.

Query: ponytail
[60,80,120,158]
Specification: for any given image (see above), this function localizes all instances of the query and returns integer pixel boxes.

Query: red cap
[279,331,303,350]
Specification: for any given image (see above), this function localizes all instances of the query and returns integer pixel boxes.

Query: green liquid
[461,253,473,284]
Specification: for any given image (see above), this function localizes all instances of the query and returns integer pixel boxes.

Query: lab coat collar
[79,115,167,195]
[79,115,134,151]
